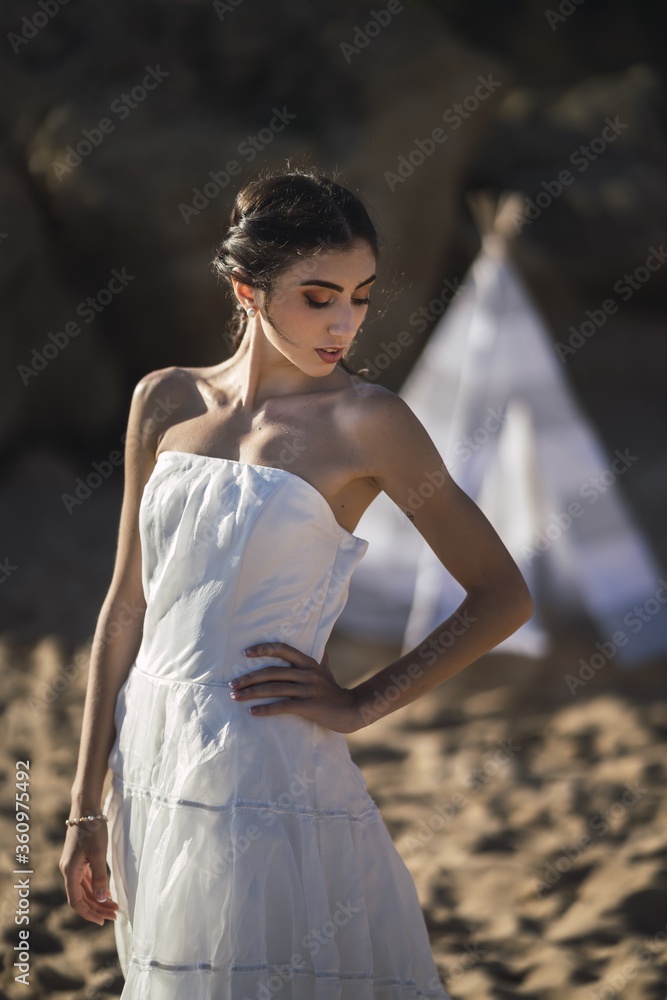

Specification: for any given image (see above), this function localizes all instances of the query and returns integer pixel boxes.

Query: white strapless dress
[103,450,451,999]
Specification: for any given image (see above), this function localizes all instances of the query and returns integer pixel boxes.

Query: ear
[231,276,258,311]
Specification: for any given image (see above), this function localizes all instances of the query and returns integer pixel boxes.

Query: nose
[328,304,358,339]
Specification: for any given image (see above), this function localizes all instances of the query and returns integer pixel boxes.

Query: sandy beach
[1,622,665,1000]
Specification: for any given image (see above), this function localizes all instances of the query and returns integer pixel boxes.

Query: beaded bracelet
[65,813,108,828]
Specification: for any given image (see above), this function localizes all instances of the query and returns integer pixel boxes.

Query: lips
[315,347,343,364]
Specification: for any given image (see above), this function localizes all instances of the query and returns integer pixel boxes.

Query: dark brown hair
[211,163,382,381]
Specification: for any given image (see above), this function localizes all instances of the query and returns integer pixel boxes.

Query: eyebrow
[298,274,376,292]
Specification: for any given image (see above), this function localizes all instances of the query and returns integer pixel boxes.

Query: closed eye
[306,297,370,309]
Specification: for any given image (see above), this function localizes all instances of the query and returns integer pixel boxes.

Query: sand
[1,627,665,1000]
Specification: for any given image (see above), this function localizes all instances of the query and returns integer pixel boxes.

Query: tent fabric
[339,242,667,668]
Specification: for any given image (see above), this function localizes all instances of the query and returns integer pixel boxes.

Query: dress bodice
[134,450,369,696]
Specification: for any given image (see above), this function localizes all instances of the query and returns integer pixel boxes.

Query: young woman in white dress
[59,165,533,999]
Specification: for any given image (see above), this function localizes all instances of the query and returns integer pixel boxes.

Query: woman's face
[236,241,376,376]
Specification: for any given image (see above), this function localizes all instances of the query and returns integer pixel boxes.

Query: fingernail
[95,890,107,901]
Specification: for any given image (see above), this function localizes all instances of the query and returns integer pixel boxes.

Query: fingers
[89,851,114,905]
[245,642,311,665]
[249,697,303,717]
[232,666,313,691]
[63,868,118,925]
[81,868,119,914]
[60,847,119,926]
[70,881,117,926]
[231,679,313,701]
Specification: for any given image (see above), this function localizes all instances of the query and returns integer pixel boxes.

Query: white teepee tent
[339,214,667,668]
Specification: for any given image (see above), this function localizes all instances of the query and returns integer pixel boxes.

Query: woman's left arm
[346,389,534,731]
[236,388,535,733]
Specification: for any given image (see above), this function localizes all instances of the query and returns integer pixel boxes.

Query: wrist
[345,684,380,733]
[70,786,103,813]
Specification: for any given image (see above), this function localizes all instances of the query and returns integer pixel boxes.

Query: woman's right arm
[60,369,171,924]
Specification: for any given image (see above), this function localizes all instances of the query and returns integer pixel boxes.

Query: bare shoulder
[130,365,200,454]
[338,379,435,482]
[105,365,199,607]
[337,377,398,424]
[133,364,198,410]
[341,377,533,613]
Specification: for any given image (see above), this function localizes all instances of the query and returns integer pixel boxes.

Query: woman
[60,165,533,999]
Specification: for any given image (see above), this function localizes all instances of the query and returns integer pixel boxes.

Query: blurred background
[1,2,666,998]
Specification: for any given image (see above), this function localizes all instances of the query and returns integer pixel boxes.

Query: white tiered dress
[103,450,451,999]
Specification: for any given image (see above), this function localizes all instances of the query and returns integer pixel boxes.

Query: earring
[247,307,257,318]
